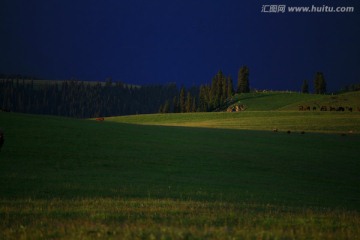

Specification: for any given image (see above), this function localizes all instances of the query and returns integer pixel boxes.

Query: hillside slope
[107,111,360,133]
[279,91,360,111]
[223,91,360,111]
[224,92,324,111]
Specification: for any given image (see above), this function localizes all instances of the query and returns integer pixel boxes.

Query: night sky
[1,0,359,92]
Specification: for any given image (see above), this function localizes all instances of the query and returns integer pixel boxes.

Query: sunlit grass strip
[1,198,359,239]
[107,111,360,133]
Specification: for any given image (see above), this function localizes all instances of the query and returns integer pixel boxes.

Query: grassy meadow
[1,91,360,239]
[108,91,360,133]
[107,111,360,133]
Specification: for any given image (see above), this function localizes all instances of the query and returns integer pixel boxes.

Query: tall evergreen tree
[301,79,309,93]
[192,97,197,112]
[179,87,186,113]
[314,72,326,94]
[163,100,170,113]
[186,92,192,113]
[227,76,234,97]
[221,73,228,102]
[173,96,179,113]
[198,85,208,112]
[237,66,250,93]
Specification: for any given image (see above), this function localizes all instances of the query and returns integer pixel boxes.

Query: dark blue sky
[1,0,359,91]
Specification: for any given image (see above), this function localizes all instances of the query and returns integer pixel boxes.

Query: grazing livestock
[273,128,278,132]
[312,106,316,111]
[330,107,336,111]
[0,129,4,151]
[337,107,345,112]
[346,107,353,112]
[320,106,327,111]
[96,117,105,121]
[298,106,311,111]
[287,130,291,134]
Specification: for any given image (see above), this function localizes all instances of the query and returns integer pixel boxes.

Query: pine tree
[158,104,164,113]
[192,97,197,112]
[227,76,234,97]
[179,87,186,113]
[314,72,326,94]
[237,66,250,93]
[186,92,192,113]
[173,96,179,113]
[163,100,170,113]
[301,80,309,93]
[210,70,224,109]
[198,85,207,112]
[221,73,228,102]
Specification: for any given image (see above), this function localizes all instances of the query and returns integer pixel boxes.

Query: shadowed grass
[1,112,360,239]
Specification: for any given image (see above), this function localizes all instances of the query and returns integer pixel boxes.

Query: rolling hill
[223,91,360,111]
[106,91,360,134]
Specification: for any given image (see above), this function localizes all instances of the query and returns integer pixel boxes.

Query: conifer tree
[221,73,228,102]
[237,66,250,93]
[301,80,309,93]
[173,96,179,113]
[179,87,186,112]
[192,97,197,112]
[198,85,208,112]
[314,72,326,94]
[163,100,170,113]
[227,76,234,97]
[186,91,192,113]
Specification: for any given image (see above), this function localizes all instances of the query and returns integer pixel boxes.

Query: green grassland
[215,91,359,112]
[279,91,360,111]
[108,91,360,134]
[1,105,360,239]
[107,111,360,133]
[227,92,325,111]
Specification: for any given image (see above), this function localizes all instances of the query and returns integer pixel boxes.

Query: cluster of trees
[0,78,180,118]
[159,66,250,113]
[301,72,327,94]
[158,86,199,113]
[197,66,250,112]
[197,70,234,112]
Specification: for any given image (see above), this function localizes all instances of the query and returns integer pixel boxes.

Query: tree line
[2,68,347,118]
[0,66,251,117]
[0,78,180,118]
